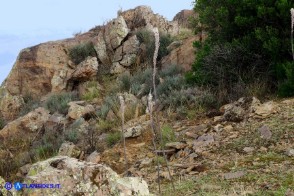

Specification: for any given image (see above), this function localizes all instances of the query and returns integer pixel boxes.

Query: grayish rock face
[22,156,150,195]
[67,101,95,120]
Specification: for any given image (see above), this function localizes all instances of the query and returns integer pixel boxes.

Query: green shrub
[161,125,176,147]
[106,131,121,147]
[64,118,83,143]
[19,95,41,117]
[190,0,293,98]
[45,92,77,115]
[188,42,267,104]
[82,81,100,101]
[136,29,173,63]
[68,42,96,65]
[161,87,216,110]
[118,73,131,92]
[0,117,5,130]
[277,61,294,97]
[97,119,114,132]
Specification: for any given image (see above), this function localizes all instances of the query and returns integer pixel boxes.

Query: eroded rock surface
[23,156,150,196]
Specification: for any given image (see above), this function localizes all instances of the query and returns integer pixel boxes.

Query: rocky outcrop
[0,88,24,121]
[0,107,50,143]
[161,36,199,72]
[67,101,95,120]
[22,156,150,195]
[69,56,99,81]
[173,9,196,29]
[119,6,179,35]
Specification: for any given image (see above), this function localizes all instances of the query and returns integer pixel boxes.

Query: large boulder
[0,89,24,121]
[67,101,95,120]
[120,6,179,35]
[23,156,150,195]
[0,107,50,142]
[69,56,99,81]
[58,142,81,158]
[104,16,129,50]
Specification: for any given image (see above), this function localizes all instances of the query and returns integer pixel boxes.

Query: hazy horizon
[0,0,193,84]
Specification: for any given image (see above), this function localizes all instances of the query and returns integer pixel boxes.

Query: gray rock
[67,101,95,120]
[86,151,101,163]
[224,171,246,180]
[243,147,254,153]
[70,56,98,80]
[58,142,81,158]
[124,125,143,138]
[259,125,272,140]
[165,142,187,150]
[285,149,294,157]
[23,156,150,195]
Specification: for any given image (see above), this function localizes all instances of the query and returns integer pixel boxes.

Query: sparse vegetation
[106,131,121,147]
[68,42,96,65]
[0,117,5,130]
[161,125,177,148]
[81,81,101,101]
[19,95,41,117]
[45,92,77,115]
[136,28,174,63]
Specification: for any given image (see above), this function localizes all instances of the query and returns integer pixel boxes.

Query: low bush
[0,117,5,130]
[187,43,268,104]
[136,29,174,63]
[276,61,294,97]
[161,125,177,147]
[19,95,41,117]
[82,81,100,101]
[106,131,121,147]
[45,92,78,115]
[68,42,96,65]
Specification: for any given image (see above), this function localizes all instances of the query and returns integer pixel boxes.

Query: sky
[0,0,193,84]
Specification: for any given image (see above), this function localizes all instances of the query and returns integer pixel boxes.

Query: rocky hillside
[0,5,293,196]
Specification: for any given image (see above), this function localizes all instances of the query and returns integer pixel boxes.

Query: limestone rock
[23,156,150,195]
[110,62,127,74]
[258,125,272,140]
[165,142,187,150]
[44,113,66,132]
[161,36,198,72]
[70,56,99,81]
[86,151,101,163]
[173,9,196,29]
[0,107,50,141]
[223,104,245,122]
[243,147,254,153]
[124,125,143,138]
[67,101,95,120]
[285,149,294,157]
[105,16,129,50]
[51,69,72,92]
[120,6,179,35]
[0,90,24,121]
[93,31,111,66]
[252,101,278,118]
[58,142,81,158]
[224,171,246,180]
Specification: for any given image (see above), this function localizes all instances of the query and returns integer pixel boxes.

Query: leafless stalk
[119,95,128,172]
[152,27,175,192]
[147,92,161,193]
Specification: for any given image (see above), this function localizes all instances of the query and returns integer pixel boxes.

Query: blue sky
[0,0,193,84]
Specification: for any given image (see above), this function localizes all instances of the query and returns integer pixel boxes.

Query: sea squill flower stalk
[151,27,175,192]
[119,95,128,172]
